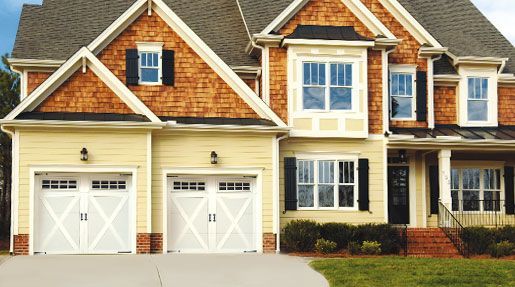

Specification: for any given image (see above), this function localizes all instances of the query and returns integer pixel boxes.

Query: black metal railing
[439,202,469,257]
[400,224,408,257]
[451,200,515,227]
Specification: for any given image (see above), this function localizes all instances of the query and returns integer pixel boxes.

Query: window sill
[138,82,163,86]
[296,208,360,212]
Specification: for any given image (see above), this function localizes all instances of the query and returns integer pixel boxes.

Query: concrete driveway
[0,254,328,287]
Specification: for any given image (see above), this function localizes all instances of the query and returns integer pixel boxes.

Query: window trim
[296,154,359,211]
[466,77,489,122]
[450,164,505,213]
[458,66,498,127]
[389,65,417,121]
[136,42,164,86]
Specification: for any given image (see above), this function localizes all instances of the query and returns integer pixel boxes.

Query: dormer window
[303,62,353,111]
[467,77,488,122]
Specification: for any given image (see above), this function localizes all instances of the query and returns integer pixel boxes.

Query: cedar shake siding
[499,86,515,125]
[368,49,383,134]
[98,13,260,119]
[269,47,288,123]
[362,0,428,129]
[434,86,457,125]
[27,72,52,94]
[36,69,133,114]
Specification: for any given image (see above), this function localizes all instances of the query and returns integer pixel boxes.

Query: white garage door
[34,174,133,254]
[167,176,257,253]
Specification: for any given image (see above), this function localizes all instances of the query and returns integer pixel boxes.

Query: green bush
[320,223,354,250]
[348,241,361,255]
[489,241,515,258]
[315,238,337,254]
[283,220,320,252]
[496,226,515,243]
[462,227,496,255]
[352,224,401,254]
[361,241,382,255]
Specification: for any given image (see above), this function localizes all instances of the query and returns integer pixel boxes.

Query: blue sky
[0,0,514,58]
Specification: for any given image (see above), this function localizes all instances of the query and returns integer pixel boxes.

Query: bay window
[303,62,353,111]
[297,158,357,209]
[451,168,502,212]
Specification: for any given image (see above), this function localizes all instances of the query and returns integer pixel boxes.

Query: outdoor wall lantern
[210,151,218,165]
[81,147,89,161]
[398,149,407,163]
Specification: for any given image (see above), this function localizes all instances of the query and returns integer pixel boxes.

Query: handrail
[438,202,469,257]
[451,199,514,227]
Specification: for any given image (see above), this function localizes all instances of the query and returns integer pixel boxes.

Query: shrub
[315,238,337,254]
[496,226,515,243]
[361,241,382,255]
[353,224,401,254]
[348,241,361,255]
[282,220,320,252]
[320,223,354,250]
[489,241,515,258]
[462,227,496,255]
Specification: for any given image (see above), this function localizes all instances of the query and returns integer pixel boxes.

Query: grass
[310,257,515,287]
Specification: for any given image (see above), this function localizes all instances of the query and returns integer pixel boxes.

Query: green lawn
[310,257,515,287]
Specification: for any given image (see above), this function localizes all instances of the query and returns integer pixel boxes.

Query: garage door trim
[29,165,138,255]
[162,167,264,254]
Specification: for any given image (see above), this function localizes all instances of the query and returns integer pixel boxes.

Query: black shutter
[358,159,369,211]
[126,49,139,85]
[505,166,514,215]
[416,71,427,122]
[429,165,440,214]
[284,157,298,211]
[162,50,175,86]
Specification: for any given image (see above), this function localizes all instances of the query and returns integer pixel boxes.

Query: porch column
[438,150,452,209]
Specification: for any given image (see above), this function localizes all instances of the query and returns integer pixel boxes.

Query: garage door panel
[168,196,209,252]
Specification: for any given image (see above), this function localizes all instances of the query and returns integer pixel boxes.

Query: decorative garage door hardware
[168,177,257,253]
[34,174,132,255]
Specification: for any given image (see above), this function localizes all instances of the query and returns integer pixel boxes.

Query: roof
[391,125,515,141]
[159,116,276,126]
[16,112,151,122]
[397,0,515,73]
[12,0,257,67]
[286,25,373,41]
[433,55,458,75]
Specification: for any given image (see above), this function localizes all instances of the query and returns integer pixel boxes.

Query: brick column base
[136,233,151,254]
[150,233,163,254]
[14,234,29,255]
[263,233,277,253]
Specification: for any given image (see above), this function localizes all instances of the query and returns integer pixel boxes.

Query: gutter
[0,119,166,129]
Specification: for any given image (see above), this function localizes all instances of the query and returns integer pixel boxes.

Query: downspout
[10,66,25,101]
[251,40,270,105]
[383,48,395,135]
[1,126,15,255]
[273,134,289,253]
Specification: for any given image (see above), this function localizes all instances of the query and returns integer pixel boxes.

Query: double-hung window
[467,77,488,122]
[390,72,415,119]
[303,62,353,111]
[451,168,502,212]
[139,52,161,84]
[297,159,357,209]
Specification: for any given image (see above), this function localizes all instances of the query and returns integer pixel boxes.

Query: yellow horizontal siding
[17,128,149,234]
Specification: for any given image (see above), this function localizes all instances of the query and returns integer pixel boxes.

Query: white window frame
[458,66,498,127]
[296,154,359,211]
[389,65,416,121]
[466,77,489,122]
[136,42,164,86]
[450,164,505,213]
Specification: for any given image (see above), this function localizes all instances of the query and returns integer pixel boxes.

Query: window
[297,159,357,209]
[91,180,127,190]
[42,179,77,190]
[303,62,353,111]
[139,52,161,84]
[451,168,502,212]
[390,72,415,119]
[219,182,251,192]
[467,77,488,122]
[172,181,206,192]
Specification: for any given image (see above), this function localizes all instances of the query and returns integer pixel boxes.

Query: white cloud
[471,0,515,45]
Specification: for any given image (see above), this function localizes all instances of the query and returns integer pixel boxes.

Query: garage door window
[91,180,127,190]
[42,179,78,190]
[173,181,206,192]
[219,182,251,192]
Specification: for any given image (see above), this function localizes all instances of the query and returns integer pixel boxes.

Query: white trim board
[262,0,396,40]
[4,48,161,123]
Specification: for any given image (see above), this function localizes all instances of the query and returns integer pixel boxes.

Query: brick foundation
[150,233,163,254]
[263,233,277,253]
[14,234,29,256]
[136,233,151,254]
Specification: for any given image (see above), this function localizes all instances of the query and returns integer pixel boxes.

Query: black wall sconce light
[210,151,218,165]
[81,147,89,161]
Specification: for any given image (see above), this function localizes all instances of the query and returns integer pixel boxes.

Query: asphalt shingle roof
[11,0,515,74]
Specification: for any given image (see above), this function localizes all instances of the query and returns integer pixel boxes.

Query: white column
[438,150,452,209]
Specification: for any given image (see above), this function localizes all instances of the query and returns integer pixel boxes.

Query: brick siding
[434,85,457,125]
[263,233,277,253]
[98,13,260,119]
[150,233,163,254]
[13,234,29,255]
[136,233,151,254]
[36,69,133,114]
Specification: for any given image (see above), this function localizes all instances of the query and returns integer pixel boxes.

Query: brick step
[408,248,460,254]
[408,254,462,258]
[408,238,452,243]
[403,228,462,258]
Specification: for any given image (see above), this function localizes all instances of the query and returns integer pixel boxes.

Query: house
[3,0,514,256]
